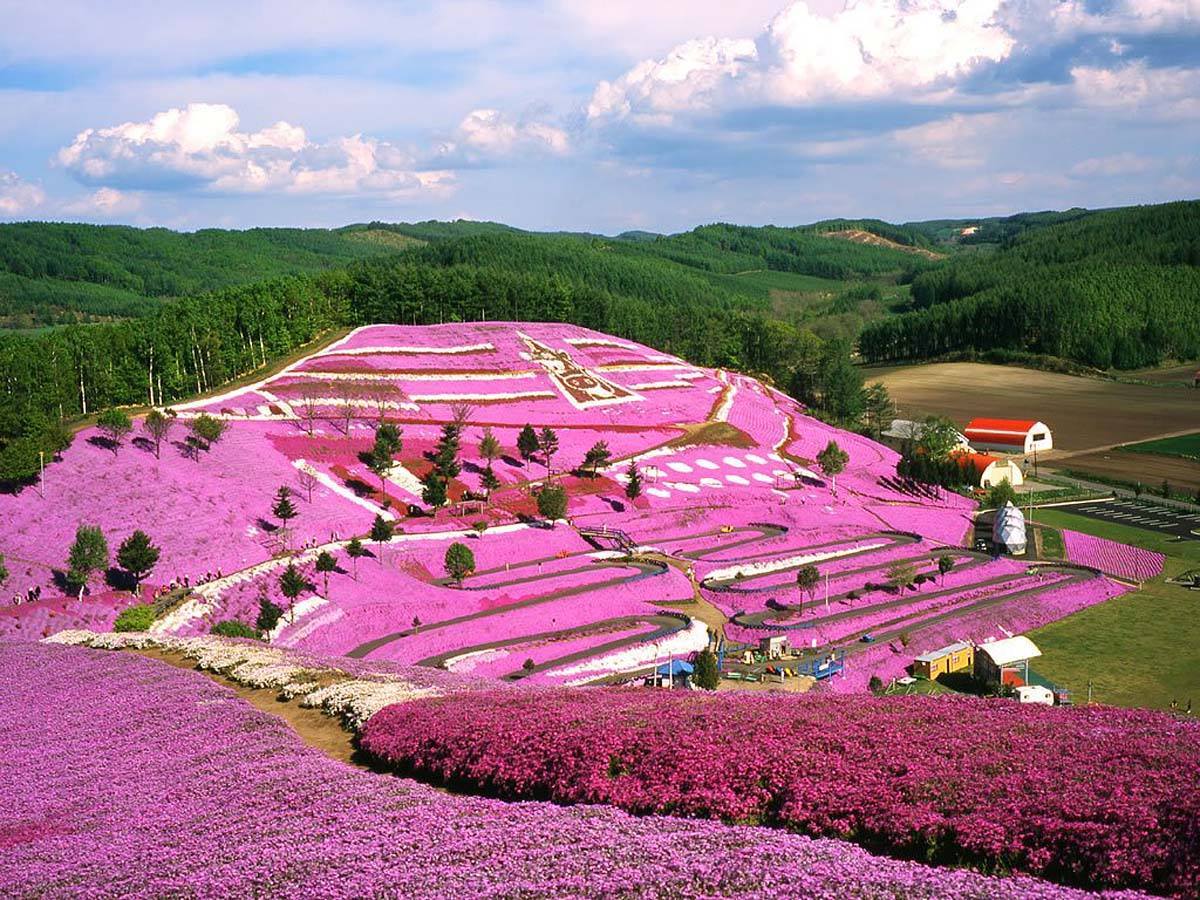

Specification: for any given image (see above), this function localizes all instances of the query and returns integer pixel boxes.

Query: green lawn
[1117,431,1200,460]
[1028,509,1200,709]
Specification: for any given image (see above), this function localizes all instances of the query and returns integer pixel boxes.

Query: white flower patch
[443,648,510,674]
[550,618,709,686]
[699,477,723,488]
[320,343,495,356]
[276,607,345,648]
[385,462,426,499]
[694,459,719,470]
[295,458,399,521]
[707,386,722,394]
[725,474,750,486]
[562,337,638,350]
[753,473,774,484]
[713,381,738,422]
[722,456,747,468]
[266,595,329,642]
[301,679,440,730]
[773,469,790,478]
[666,462,694,473]
[745,453,767,464]
[669,482,701,494]
[769,452,784,462]
[629,380,690,391]
[300,370,537,382]
[646,487,671,498]
[409,390,556,403]
[704,541,887,583]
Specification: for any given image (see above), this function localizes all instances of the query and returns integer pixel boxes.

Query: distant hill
[860,200,1200,369]
[0,223,398,328]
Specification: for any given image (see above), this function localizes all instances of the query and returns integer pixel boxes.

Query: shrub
[112,604,156,632]
[256,598,283,633]
[868,675,884,694]
[210,620,261,640]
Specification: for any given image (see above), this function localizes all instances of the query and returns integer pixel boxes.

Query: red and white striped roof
[964,418,1043,444]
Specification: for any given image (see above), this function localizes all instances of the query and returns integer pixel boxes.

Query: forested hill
[0,223,406,328]
[859,200,1200,370]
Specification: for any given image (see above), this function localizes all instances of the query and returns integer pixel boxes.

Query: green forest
[1,199,1197,484]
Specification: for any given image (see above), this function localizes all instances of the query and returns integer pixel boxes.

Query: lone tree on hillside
[345,537,366,580]
[256,596,283,634]
[142,408,175,459]
[96,409,132,455]
[481,464,501,501]
[796,564,820,612]
[334,380,360,434]
[315,550,337,598]
[278,562,314,624]
[450,402,475,431]
[188,414,226,461]
[0,554,9,590]
[862,383,895,440]
[692,648,721,691]
[365,422,403,499]
[444,542,476,585]
[298,384,322,436]
[886,561,918,593]
[369,515,395,564]
[296,466,319,503]
[937,555,955,585]
[537,484,568,525]
[582,441,612,478]
[117,530,160,592]
[272,486,298,548]
[816,440,850,495]
[517,424,539,467]
[987,478,1017,510]
[67,524,108,594]
[625,462,643,500]
[432,422,462,482]
[539,427,559,477]
[478,427,501,466]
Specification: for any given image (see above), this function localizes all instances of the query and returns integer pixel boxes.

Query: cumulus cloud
[0,171,46,216]
[1069,152,1157,177]
[1071,62,1200,120]
[893,113,1003,169]
[58,102,454,197]
[1034,0,1200,38]
[587,0,1016,122]
[62,187,144,218]
[443,108,569,159]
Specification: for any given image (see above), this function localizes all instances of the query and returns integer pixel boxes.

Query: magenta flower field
[0,322,1141,693]
[1,640,1124,900]
[362,686,1200,894]
[1062,529,1166,581]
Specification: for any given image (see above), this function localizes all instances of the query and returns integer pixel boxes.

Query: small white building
[975,635,1042,688]
[955,452,1025,489]
[965,418,1053,455]
[883,419,971,450]
[992,501,1027,555]
[1015,685,1055,705]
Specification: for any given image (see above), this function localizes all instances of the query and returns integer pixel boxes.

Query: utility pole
[38,450,45,499]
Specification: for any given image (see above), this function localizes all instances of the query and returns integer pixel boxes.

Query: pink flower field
[1062,529,1166,581]
[0,323,1138,690]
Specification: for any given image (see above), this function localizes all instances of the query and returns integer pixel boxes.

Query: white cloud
[1071,62,1200,120]
[1037,0,1200,38]
[1069,152,1156,177]
[587,0,1016,122]
[0,171,45,216]
[447,109,569,158]
[58,102,455,198]
[62,187,144,217]
[893,113,1002,169]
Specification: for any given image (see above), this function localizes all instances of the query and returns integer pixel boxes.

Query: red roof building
[952,450,1025,487]
[964,418,1052,454]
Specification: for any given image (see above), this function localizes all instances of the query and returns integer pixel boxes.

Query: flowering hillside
[362,687,1200,894]
[0,323,1136,689]
[0,641,1117,899]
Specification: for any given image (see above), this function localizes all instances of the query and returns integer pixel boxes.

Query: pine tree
[537,484,568,524]
[421,468,448,508]
[369,515,394,563]
[692,648,721,690]
[188,414,226,460]
[432,423,462,481]
[478,427,501,465]
[345,537,366,581]
[481,464,501,500]
[117,530,160,592]
[278,562,313,623]
[366,423,403,499]
[315,550,337,597]
[582,441,612,478]
[625,462,642,500]
[937,555,955,584]
[517,424,539,466]
[539,427,559,477]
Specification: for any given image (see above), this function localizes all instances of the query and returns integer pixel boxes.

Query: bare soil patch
[1058,451,1200,494]
[668,422,756,450]
[864,362,1200,452]
[822,230,944,261]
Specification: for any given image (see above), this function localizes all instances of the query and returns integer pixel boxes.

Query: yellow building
[913,641,974,680]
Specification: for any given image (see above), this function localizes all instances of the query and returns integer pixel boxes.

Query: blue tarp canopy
[656,660,694,676]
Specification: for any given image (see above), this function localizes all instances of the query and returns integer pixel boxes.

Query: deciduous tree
[117,530,160,592]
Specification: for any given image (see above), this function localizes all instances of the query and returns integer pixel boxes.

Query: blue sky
[0,0,1196,232]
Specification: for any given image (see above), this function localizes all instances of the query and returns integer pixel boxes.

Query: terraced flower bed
[1062,530,1166,581]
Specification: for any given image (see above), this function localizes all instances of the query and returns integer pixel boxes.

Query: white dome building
[992,501,1027,556]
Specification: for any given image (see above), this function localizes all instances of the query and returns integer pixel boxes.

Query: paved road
[1055,498,1200,540]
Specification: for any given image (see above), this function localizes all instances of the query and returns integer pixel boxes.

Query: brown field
[1125,361,1200,385]
[862,362,1200,453]
[1057,451,1200,494]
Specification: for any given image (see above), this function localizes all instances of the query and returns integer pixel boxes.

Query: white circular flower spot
[695,459,719,470]
[745,453,767,464]
[722,456,746,468]
[699,477,723,488]
[647,487,671,498]
[672,482,701,494]
[752,473,774,483]
[725,474,750,486]
[666,462,693,473]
